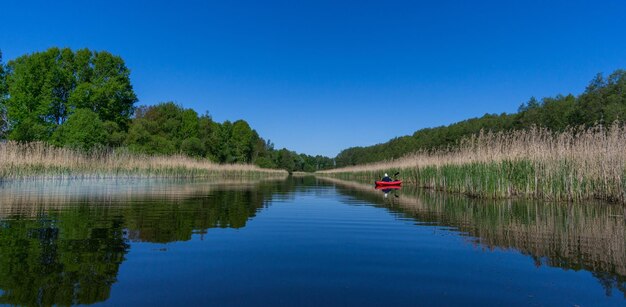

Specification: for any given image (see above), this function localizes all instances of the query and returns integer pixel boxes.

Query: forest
[334,69,626,167]
[0,48,334,172]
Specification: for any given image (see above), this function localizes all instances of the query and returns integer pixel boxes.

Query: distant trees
[123,103,335,170]
[40,97,335,170]
[126,102,264,163]
[335,70,626,167]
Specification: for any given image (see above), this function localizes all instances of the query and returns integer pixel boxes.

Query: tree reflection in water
[0,178,295,306]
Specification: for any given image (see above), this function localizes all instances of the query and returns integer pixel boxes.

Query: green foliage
[181,137,204,157]
[213,120,234,162]
[51,108,106,150]
[125,103,223,157]
[254,156,277,168]
[126,103,183,155]
[120,102,334,171]
[3,47,136,142]
[276,148,296,172]
[231,120,255,162]
[102,120,127,147]
[125,102,274,164]
[68,50,137,128]
[4,48,65,140]
[335,70,626,167]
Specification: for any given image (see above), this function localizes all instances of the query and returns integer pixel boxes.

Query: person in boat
[381,173,393,182]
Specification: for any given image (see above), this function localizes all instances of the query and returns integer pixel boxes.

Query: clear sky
[1,0,625,157]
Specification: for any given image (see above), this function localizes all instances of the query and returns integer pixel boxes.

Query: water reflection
[375,186,401,199]
[322,177,626,297]
[1,176,625,305]
[0,210,127,306]
[0,178,299,306]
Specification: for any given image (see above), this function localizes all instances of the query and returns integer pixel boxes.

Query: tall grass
[319,124,626,204]
[0,142,287,180]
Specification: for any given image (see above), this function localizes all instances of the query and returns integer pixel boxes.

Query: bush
[52,109,106,150]
[181,137,205,157]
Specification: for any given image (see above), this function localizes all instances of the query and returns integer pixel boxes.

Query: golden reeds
[0,142,288,180]
[319,123,626,203]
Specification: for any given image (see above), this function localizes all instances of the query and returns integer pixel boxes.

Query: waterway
[0,176,623,306]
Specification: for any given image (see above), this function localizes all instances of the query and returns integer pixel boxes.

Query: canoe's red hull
[374,180,402,186]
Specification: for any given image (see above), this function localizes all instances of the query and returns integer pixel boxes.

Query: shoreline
[318,125,626,205]
[0,142,288,181]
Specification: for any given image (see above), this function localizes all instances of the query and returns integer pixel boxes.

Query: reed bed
[0,142,288,180]
[319,124,626,204]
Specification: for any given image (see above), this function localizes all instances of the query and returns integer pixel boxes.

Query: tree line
[335,70,626,167]
[3,48,623,171]
[0,48,334,172]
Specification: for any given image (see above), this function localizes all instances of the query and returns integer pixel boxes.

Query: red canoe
[374,180,402,186]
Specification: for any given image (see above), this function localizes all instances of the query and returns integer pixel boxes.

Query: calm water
[0,176,624,306]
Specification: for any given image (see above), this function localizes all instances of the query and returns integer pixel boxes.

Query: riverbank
[0,142,288,180]
[318,124,626,204]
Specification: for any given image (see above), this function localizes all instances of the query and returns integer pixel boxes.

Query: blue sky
[1,0,625,156]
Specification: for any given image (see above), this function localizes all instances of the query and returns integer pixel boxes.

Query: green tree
[214,121,234,162]
[51,109,106,150]
[254,156,276,168]
[180,109,200,139]
[198,114,218,160]
[125,103,183,155]
[69,50,137,129]
[102,120,127,147]
[276,148,296,172]
[5,48,67,140]
[231,120,255,163]
[4,47,137,142]
[181,137,205,157]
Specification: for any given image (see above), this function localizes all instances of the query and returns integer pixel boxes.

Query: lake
[0,176,624,306]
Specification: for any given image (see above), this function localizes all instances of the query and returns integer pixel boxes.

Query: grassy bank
[0,142,288,180]
[318,124,626,204]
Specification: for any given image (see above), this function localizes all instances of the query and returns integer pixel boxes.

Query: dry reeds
[319,123,626,204]
[0,142,288,180]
